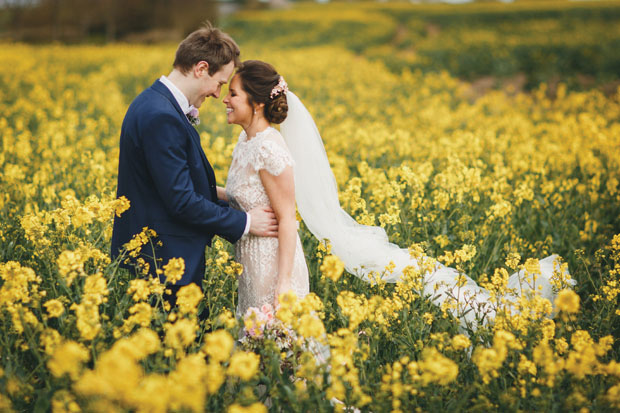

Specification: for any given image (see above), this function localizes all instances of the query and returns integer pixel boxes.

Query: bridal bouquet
[239,304,299,356]
[239,302,330,372]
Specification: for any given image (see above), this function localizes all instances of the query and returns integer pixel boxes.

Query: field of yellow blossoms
[2,3,620,412]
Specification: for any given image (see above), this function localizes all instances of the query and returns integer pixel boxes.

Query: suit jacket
[111,79,247,286]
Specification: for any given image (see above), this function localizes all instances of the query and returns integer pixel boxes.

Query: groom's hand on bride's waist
[248,206,278,237]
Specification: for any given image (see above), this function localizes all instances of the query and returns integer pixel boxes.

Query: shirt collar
[159,75,194,115]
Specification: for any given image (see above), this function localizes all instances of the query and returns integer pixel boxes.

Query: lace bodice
[226,127,295,212]
[225,127,308,315]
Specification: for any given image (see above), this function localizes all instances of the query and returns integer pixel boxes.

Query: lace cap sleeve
[252,136,295,176]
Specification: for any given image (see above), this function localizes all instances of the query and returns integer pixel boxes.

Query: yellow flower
[48,340,90,379]
[596,335,614,357]
[121,302,153,333]
[297,313,326,339]
[505,252,521,269]
[555,289,580,313]
[72,205,95,228]
[276,291,298,325]
[70,302,101,341]
[227,352,260,381]
[123,227,156,258]
[422,312,434,325]
[44,299,65,318]
[40,328,63,355]
[517,354,537,376]
[114,196,131,217]
[215,250,230,267]
[556,337,569,355]
[51,390,81,413]
[176,283,202,315]
[164,318,197,351]
[454,244,477,264]
[127,279,150,301]
[203,330,234,363]
[75,328,160,406]
[125,328,161,359]
[524,258,541,276]
[607,383,620,410]
[168,354,208,412]
[473,347,503,384]
[450,334,471,351]
[129,374,170,413]
[418,347,458,386]
[82,272,108,306]
[216,309,238,329]
[336,291,368,330]
[57,250,84,285]
[205,361,226,395]
[320,254,345,282]
[163,258,185,285]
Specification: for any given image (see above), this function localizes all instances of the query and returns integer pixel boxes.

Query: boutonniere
[186,107,200,126]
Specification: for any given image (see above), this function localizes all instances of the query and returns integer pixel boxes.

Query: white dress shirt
[159,75,251,235]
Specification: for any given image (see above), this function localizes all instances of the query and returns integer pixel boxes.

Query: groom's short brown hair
[173,22,240,75]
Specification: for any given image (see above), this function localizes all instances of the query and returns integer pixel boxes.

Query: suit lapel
[151,80,218,198]
[187,122,219,199]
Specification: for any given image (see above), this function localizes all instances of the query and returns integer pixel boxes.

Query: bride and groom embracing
[111,23,571,333]
[110,24,304,315]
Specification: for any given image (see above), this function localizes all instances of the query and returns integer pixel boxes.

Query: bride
[220,60,573,331]
[221,60,309,315]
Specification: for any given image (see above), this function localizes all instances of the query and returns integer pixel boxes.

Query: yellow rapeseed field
[1,13,620,412]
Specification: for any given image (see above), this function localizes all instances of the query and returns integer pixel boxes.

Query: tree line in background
[0,1,576,44]
[0,0,229,42]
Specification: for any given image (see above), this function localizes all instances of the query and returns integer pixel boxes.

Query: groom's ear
[194,61,210,78]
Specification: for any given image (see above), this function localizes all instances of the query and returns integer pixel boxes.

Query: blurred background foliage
[2,0,620,92]
[223,0,620,92]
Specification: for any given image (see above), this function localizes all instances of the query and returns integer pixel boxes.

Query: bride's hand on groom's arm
[248,206,278,237]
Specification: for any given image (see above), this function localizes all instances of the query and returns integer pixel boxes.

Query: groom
[111,24,277,305]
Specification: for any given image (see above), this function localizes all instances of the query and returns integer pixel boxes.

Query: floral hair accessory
[270,76,288,99]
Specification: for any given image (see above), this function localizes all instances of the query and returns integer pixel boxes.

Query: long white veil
[280,91,570,329]
[281,91,417,283]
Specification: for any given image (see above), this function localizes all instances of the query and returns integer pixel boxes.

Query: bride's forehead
[229,75,244,90]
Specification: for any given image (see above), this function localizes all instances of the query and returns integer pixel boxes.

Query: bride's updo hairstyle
[235,60,288,124]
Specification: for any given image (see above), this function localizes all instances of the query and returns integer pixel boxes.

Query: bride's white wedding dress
[225,126,310,316]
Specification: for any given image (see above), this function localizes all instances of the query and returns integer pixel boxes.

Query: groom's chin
[193,98,206,109]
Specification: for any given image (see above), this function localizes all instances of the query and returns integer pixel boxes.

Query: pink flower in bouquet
[244,307,267,339]
[260,303,275,320]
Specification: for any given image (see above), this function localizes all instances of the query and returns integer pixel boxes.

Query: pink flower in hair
[270,76,288,99]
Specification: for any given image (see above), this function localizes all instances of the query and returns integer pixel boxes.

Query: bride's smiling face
[223,75,254,126]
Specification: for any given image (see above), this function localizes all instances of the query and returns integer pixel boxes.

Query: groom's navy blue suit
[111,79,247,287]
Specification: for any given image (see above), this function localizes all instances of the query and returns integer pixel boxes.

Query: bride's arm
[259,166,297,306]
[216,186,228,201]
